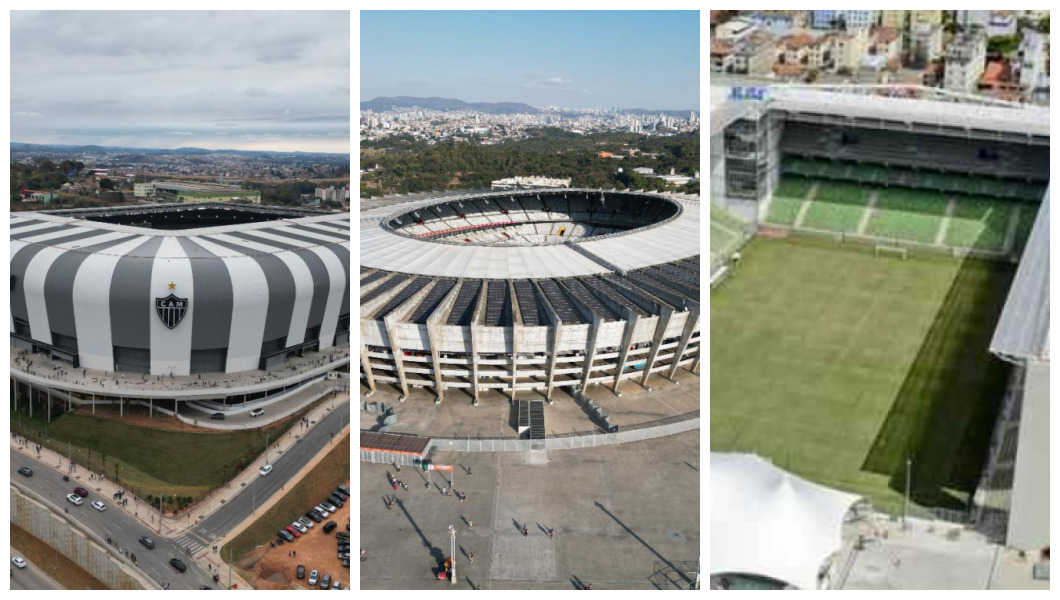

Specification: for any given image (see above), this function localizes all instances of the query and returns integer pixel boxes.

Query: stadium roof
[991,187,1050,362]
[711,452,861,591]
[359,190,700,280]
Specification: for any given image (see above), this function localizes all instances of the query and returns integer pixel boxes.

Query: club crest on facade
[156,285,188,329]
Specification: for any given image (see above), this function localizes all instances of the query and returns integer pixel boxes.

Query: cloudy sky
[362,11,699,110]
[11,11,350,153]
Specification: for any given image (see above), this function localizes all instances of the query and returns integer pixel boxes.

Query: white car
[66,493,83,506]
[91,501,106,512]
[12,557,27,569]
[314,505,330,518]
[249,408,264,417]
[292,521,308,534]
[298,516,314,529]
[259,464,273,477]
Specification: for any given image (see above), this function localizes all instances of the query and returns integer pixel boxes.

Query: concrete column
[359,344,378,396]
[510,325,520,403]
[383,314,409,401]
[544,324,564,404]
[425,320,446,404]
[120,397,123,417]
[640,308,674,389]
[12,380,17,411]
[579,318,602,393]
[28,381,33,419]
[667,312,700,381]
[610,317,639,396]
[150,399,153,418]
[47,388,51,422]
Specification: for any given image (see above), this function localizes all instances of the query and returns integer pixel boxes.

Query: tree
[99,178,116,190]
[11,192,23,203]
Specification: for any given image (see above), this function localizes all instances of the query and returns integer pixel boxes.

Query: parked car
[308,570,319,586]
[17,467,32,477]
[91,501,106,512]
[322,521,337,534]
[277,529,295,543]
[332,490,348,501]
[342,558,350,568]
[337,484,350,496]
[249,408,264,417]
[259,464,273,477]
[332,580,341,589]
[313,506,329,518]
[320,573,331,589]
[66,493,83,506]
[139,536,155,549]
[296,565,305,579]
[12,557,27,569]
[210,412,225,420]
[292,521,308,534]
[321,501,337,512]
[298,516,314,529]
[169,558,187,573]
[285,525,300,539]
[73,487,89,498]
[305,511,322,523]
[335,532,350,540]
[327,494,344,508]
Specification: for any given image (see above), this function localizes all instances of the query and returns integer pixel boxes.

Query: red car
[74,487,89,498]
[285,526,300,539]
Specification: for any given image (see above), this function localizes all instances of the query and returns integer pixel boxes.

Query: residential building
[945,28,988,92]
[1016,30,1050,100]
[880,10,907,30]
[909,23,944,68]
[731,33,776,76]
[490,176,572,190]
[830,28,871,73]
[812,10,878,31]
[909,10,944,28]
[956,10,991,31]
[715,18,758,43]
[133,182,155,198]
[987,11,1017,39]
[744,10,807,36]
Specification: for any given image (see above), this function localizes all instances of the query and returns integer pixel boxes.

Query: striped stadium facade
[11,205,350,379]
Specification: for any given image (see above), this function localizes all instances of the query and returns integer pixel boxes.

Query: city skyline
[11,11,350,153]
[361,10,700,111]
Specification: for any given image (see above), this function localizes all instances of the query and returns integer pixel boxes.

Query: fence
[428,411,699,453]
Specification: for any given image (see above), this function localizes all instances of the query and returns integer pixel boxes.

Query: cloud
[526,76,575,90]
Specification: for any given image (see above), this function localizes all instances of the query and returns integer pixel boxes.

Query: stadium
[710,83,1049,584]
[359,189,701,404]
[10,203,351,413]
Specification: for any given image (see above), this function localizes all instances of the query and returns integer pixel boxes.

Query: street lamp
[448,525,456,585]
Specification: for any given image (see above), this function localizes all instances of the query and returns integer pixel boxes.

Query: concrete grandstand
[710,82,1049,565]
[359,189,700,404]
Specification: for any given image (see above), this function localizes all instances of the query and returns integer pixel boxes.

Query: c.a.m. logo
[156,283,188,330]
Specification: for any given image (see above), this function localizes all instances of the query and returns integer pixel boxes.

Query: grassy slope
[710,237,1014,513]
[12,524,110,590]
[222,433,351,563]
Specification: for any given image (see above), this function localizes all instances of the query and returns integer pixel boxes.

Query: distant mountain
[360,96,540,114]
[10,142,348,157]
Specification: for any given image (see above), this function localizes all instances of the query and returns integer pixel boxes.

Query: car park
[298,516,314,529]
[139,536,155,549]
[210,412,225,420]
[73,487,89,498]
[320,574,331,589]
[259,464,273,477]
[66,493,83,506]
[12,557,27,569]
[249,408,264,417]
[169,558,187,573]
[305,511,322,523]
[285,525,300,539]
[322,521,337,534]
[308,570,319,586]
[292,521,308,534]
[17,467,32,477]
[91,501,106,512]
[321,501,337,512]
[278,529,295,543]
[296,565,305,579]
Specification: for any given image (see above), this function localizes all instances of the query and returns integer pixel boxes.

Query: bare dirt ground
[241,485,352,590]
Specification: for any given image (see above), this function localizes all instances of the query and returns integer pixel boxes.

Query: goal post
[874,244,908,260]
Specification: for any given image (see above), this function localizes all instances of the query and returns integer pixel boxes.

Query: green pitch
[710,237,1015,514]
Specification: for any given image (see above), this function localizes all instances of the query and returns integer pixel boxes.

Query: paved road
[10,548,64,590]
[172,406,351,555]
[11,450,216,590]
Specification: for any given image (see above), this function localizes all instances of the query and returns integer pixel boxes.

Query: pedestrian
[361,548,366,563]
[549,528,555,539]
[522,524,528,537]
[586,583,593,590]
[468,519,473,529]
[403,482,409,491]
[387,500,393,510]
[396,464,401,472]
[469,552,474,565]
[293,550,296,557]
[442,487,447,496]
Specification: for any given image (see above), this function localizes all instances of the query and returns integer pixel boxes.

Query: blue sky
[361,11,699,110]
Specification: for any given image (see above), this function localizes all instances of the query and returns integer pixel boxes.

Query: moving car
[320,573,331,589]
[305,511,322,523]
[91,501,106,512]
[298,516,314,529]
[17,467,32,477]
[66,493,83,506]
[169,558,187,573]
[296,565,305,579]
[259,464,273,477]
[249,408,264,417]
[285,525,300,539]
[139,536,155,549]
[322,521,337,534]
[73,487,89,498]
[12,557,27,569]
[278,529,295,543]
[292,521,308,534]
[210,412,225,420]
[308,570,319,586]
